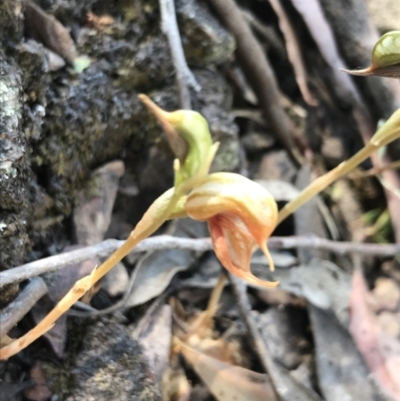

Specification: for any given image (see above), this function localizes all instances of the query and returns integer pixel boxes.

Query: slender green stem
[277,142,378,224]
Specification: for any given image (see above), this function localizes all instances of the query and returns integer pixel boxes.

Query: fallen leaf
[250,308,322,401]
[126,249,193,307]
[73,161,125,246]
[253,259,352,327]
[262,356,323,401]
[350,268,400,400]
[134,305,172,381]
[310,305,383,401]
[24,0,77,65]
[254,308,307,370]
[102,261,129,297]
[178,341,278,401]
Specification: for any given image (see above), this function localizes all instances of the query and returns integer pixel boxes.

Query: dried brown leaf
[24,0,77,64]
[350,269,400,400]
[310,305,383,401]
[178,341,278,401]
[73,161,125,246]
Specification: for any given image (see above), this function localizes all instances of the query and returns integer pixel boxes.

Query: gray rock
[59,318,162,401]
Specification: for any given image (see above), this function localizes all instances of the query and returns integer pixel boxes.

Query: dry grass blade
[350,269,400,400]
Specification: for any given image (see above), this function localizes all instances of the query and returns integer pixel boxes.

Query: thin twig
[0,277,48,337]
[1,235,399,291]
[0,236,212,289]
[230,275,323,401]
[209,0,302,164]
[159,0,200,109]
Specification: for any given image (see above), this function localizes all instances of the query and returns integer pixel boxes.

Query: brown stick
[266,0,317,106]
[209,0,301,163]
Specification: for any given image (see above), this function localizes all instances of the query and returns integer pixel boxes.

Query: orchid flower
[184,172,279,288]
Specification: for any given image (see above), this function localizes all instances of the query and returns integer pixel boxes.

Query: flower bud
[341,31,400,78]
[139,94,218,190]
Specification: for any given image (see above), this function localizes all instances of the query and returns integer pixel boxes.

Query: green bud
[341,31,400,78]
[139,94,219,190]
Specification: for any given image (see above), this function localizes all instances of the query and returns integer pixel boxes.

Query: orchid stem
[0,188,183,360]
[277,142,377,225]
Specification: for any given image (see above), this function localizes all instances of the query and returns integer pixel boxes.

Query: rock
[193,69,239,173]
[44,318,162,400]
[176,0,235,66]
[0,55,32,272]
